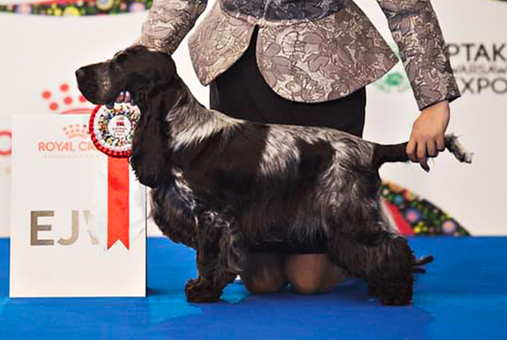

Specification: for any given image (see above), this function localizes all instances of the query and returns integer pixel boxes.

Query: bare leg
[240,252,288,294]
[284,254,351,294]
[240,252,351,295]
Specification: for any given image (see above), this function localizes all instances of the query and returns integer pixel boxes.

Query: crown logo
[63,124,89,139]
[42,83,93,115]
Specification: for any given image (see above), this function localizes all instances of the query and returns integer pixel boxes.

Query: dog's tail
[372,134,474,169]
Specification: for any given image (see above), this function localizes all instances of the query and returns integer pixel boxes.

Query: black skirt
[210,28,367,138]
[209,28,367,253]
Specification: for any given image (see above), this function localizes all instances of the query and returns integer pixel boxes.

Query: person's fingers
[114,91,135,104]
[115,91,125,103]
[124,91,132,103]
[406,138,417,162]
[436,134,445,152]
[417,142,429,172]
[426,140,437,158]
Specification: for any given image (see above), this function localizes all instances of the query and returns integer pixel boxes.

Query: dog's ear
[126,48,180,187]
[131,129,171,189]
[109,46,177,105]
[159,55,178,83]
[130,99,171,189]
[146,51,178,88]
[125,59,178,105]
[126,74,156,105]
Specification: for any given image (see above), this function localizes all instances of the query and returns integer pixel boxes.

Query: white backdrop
[0,0,506,236]
[358,0,507,236]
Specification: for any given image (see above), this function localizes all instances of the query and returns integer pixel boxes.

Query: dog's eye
[111,63,123,72]
[115,54,128,64]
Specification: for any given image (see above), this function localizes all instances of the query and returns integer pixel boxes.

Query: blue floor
[0,237,506,339]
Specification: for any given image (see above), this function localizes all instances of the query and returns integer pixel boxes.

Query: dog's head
[75,45,177,106]
[76,46,179,189]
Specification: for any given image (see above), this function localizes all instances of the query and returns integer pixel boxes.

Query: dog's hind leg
[326,219,415,306]
[184,209,245,303]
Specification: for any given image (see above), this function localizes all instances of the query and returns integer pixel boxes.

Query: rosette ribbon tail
[89,104,139,250]
[107,156,130,249]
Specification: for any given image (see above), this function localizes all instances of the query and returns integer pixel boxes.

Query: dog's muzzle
[75,65,114,106]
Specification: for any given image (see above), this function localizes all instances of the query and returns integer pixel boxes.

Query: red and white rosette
[89,103,140,158]
[89,103,141,250]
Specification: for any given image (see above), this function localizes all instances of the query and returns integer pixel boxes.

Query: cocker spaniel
[76,46,472,305]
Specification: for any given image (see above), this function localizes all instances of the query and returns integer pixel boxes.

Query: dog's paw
[185,279,221,303]
[370,282,413,306]
[379,293,412,306]
[367,284,376,297]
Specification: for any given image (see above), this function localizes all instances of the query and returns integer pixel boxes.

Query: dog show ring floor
[0,236,506,339]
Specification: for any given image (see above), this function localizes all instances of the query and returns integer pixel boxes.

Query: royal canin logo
[38,124,97,155]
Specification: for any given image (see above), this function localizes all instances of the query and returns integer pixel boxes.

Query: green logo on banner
[373,70,411,94]
[373,44,411,94]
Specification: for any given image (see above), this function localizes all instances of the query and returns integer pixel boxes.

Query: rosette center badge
[108,115,131,141]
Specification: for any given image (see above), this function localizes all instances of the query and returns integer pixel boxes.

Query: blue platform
[0,237,506,339]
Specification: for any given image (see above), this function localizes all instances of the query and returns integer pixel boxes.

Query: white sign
[10,114,146,297]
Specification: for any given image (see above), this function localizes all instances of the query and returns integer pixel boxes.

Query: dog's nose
[75,68,86,82]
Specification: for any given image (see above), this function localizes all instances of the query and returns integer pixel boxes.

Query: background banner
[0,0,506,236]
[358,0,507,236]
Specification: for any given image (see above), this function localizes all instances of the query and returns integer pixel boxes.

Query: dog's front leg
[185,210,241,303]
[185,247,223,303]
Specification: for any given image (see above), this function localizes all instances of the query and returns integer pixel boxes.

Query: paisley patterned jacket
[136,0,461,110]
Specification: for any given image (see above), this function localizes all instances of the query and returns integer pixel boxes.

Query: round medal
[89,103,140,158]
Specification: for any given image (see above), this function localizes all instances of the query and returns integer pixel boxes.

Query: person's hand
[106,91,134,109]
[406,100,450,172]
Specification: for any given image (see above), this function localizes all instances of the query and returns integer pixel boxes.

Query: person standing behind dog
[120,0,460,295]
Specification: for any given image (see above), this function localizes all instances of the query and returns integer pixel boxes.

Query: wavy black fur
[76,46,471,305]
